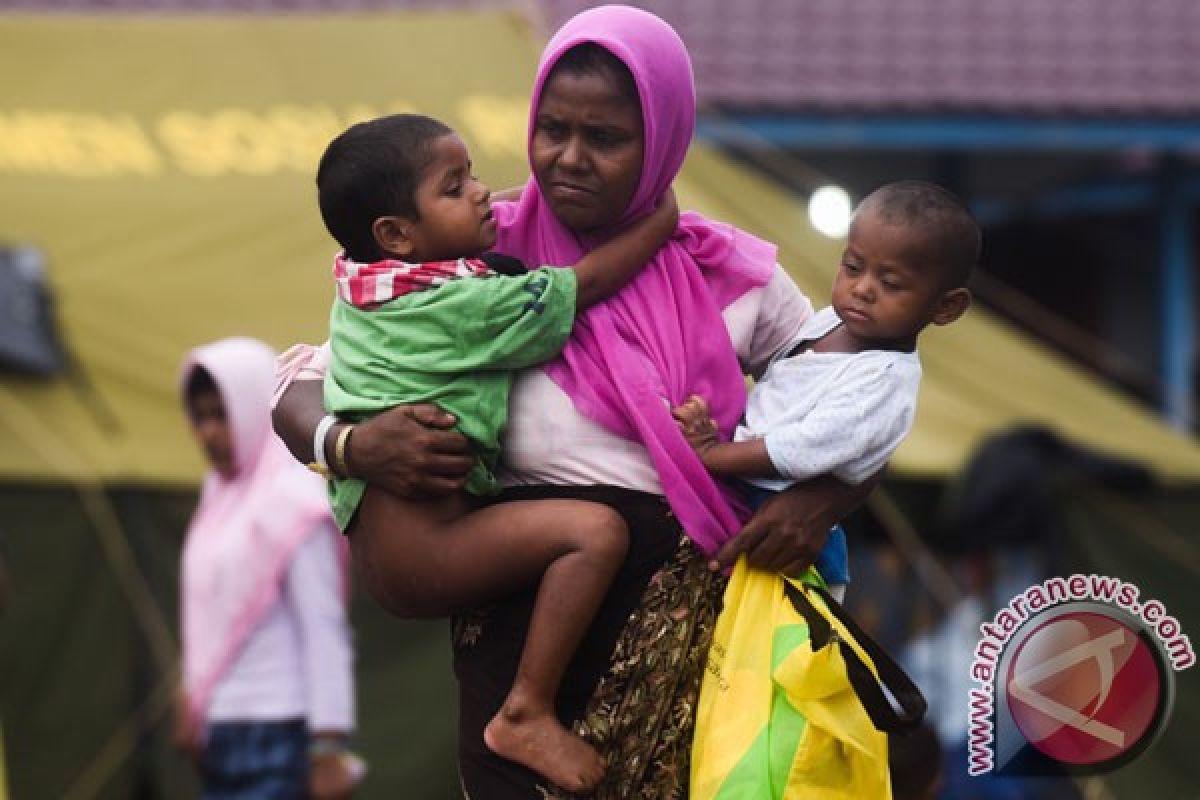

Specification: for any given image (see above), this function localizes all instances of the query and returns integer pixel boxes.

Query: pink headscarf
[179,337,343,724]
[494,5,777,555]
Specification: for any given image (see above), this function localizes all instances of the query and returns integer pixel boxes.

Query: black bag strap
[782,580,927,734]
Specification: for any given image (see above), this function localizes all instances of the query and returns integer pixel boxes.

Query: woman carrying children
[274,6,872,797]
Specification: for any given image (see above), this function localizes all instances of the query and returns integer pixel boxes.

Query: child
[316,113,677,792]
[177,339,361,799]
[673,181,977,595]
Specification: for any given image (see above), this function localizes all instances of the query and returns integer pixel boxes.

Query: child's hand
[671,394,719,456]
[648,187,679,238]
[310,749,365,800]
[172,692,200,765]
[492,184,524,204]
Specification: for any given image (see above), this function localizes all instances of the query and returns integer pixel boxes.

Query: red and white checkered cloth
[333,253,494,309]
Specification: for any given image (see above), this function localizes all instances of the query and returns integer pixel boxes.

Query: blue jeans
[200,718,308,800]
[742,483,850,586]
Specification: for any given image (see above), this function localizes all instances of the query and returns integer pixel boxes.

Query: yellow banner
[0,97,528,178]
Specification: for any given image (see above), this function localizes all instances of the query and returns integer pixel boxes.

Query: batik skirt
[453,485,724,799]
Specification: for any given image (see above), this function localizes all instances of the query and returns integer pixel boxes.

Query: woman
[178,337,360,799]
[274,8,869,797]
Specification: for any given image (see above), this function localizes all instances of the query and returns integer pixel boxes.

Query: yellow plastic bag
[691,558,926,799]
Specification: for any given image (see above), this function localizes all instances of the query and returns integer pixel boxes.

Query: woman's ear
[932,287,972,326]
[372,216,415,259]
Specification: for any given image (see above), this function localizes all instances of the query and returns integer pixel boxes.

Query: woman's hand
[272,380,473,498]
[712,472,879,576]
[347,405,475,498]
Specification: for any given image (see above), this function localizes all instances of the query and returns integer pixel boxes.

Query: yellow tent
[1,11,1197,487]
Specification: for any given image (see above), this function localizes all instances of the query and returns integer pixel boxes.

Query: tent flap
[0,12,1197,485]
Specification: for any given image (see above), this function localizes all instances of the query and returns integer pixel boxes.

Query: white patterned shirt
[737,305,922,491]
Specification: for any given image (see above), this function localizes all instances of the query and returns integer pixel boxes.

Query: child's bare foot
[484,700,606,792]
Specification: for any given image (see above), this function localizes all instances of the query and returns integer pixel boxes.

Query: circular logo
[1005,609,1168,768]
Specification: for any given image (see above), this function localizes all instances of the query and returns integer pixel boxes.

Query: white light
[808,185,852,239]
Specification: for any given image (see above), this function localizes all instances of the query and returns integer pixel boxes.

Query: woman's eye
[843,262,861,273]
[590,129,625,147]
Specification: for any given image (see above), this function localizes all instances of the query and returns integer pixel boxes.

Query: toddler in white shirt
[674,180,978,596]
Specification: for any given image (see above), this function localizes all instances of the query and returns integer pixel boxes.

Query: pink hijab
[179,337,343,724]
[494,5,777,556]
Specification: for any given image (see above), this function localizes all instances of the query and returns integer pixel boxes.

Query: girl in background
[177,337,360,800]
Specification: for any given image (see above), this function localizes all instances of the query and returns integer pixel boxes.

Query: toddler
[674,181,978,596]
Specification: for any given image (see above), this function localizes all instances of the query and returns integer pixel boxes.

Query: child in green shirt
[317,113,676,792]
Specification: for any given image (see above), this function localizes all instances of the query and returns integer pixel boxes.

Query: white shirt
[498,265,814,492]
[737,306,922,490]
[207,522,356,732]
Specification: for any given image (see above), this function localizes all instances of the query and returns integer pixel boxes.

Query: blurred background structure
[0,1,1198,798]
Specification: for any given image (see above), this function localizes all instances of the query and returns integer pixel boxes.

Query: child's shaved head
[857,180,981,289]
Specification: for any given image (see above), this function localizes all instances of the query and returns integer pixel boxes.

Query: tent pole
[866,487,964,612]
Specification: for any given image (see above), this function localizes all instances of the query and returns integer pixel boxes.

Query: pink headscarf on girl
[494,5,777,555]
[179,337,344,725]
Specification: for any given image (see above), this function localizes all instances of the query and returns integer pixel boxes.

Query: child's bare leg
[346,489,473,617]
[484,507,627,792]
[347,487,627,790]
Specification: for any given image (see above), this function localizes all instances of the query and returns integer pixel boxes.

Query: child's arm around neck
[571,189,678,310]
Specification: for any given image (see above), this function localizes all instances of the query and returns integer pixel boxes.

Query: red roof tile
[5,0,1197,114]
[536,0,1200,115]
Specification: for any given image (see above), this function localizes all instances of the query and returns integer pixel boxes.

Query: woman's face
[532,67,644,233]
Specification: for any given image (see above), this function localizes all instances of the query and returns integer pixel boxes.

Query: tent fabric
[0,487,462,800]
[0,11,1197,486]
